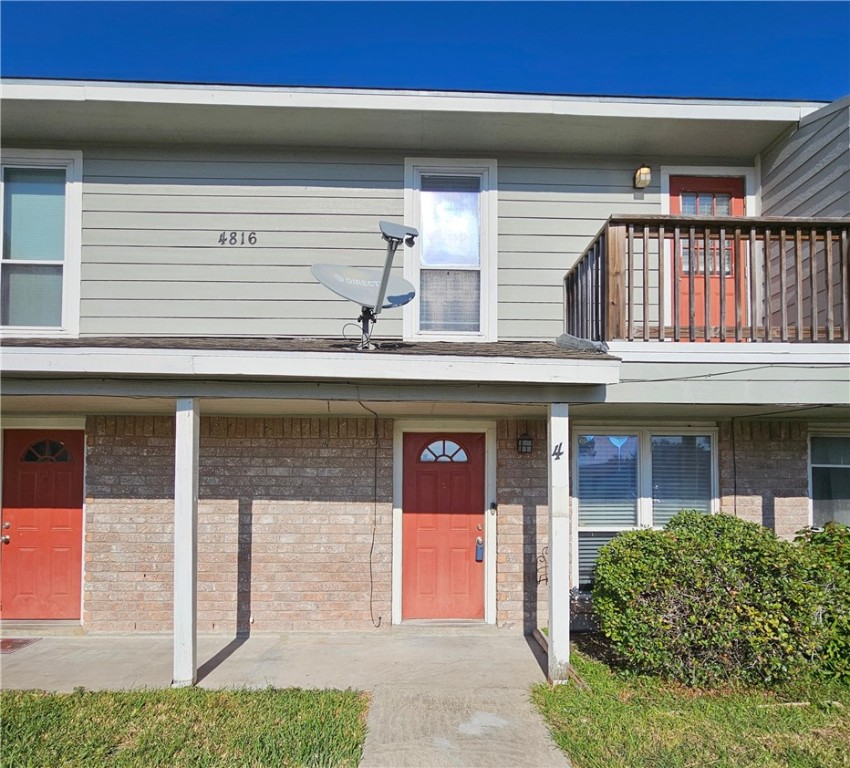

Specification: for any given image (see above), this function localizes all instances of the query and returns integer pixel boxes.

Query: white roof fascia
[1,346,620,386]
[606,341,850,366]
[0,79,824,123]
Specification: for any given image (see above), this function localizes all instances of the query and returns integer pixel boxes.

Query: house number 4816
[218,231,257,245]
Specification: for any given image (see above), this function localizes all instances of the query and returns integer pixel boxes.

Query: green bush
[592,511,825,687]
[796,522,850,682]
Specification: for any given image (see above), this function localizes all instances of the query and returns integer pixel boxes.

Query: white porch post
[547,402,571,683]
[173,397,199,687]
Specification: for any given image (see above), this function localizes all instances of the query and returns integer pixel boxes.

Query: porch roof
[0,335,620,387]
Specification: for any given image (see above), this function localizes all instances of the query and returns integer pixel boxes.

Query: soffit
[0,81,824,158]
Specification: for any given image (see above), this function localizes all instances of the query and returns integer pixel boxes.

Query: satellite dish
[310,264,415,310]
[311,221,419,350]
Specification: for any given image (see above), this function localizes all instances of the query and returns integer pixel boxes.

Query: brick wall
[85,416,176,631]
[718,420,810,538]
[496,419,549,632]
[83,414,813,634]
[85,416,393,632]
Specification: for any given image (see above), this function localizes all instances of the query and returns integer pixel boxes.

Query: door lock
[2,521,9,529]
[474,536,484,562]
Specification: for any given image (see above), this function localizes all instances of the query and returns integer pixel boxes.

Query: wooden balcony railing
[564,215,850,343]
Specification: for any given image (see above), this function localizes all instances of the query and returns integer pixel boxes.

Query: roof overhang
[0,344,620,386]
[0,79,828,157]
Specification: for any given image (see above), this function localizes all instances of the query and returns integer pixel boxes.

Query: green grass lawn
[1,687,368,768]
[533,636,850,768]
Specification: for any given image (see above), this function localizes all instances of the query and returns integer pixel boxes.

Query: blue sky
[2,1,848,101]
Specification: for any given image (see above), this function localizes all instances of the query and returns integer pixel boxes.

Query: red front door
[1,430,84,620]
[670,176,746,331]
[402,433,485,620]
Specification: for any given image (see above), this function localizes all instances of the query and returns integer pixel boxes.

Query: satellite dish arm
[373,237,400,318]
[374,222,418,318]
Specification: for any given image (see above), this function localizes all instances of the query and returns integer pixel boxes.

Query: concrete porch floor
[0,625,571,768]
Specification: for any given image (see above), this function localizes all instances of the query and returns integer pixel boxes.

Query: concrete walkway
[1,625,570,767]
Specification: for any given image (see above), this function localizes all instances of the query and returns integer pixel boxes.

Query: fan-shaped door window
[22,439,70,463]
[419,439,468,463]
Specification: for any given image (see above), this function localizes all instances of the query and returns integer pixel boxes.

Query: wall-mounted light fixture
[633,164,652,189]
[517,430,534,455]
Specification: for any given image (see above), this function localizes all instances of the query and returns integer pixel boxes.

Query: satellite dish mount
[311,221,419,350]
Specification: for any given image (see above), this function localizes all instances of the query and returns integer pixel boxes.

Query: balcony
[564,216,849,343]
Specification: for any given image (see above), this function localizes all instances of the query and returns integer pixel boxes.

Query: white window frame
[403,157,498,342]
[571,425,719,588]
[0,148,83,337]
[808,431,850,528]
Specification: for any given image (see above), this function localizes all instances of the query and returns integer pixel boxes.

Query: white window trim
[571,426,719,587]
[403,157,498,342]
[1,148,83,337]
[659,165,758,329]
[808,431,850,528]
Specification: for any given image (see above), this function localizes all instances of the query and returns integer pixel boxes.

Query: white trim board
[606,341,850,365]
[2,79,824,121]
[1,346,620,385]
[392,419,498,626]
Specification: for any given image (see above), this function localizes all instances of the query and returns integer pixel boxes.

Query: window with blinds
[575,429,715,588]
[1,167,67,327]
[404,159,496,341]
[418,174,481,333]
[810,436,850,527]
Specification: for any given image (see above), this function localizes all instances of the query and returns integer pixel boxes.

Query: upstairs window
[1,150,82,335]
[404,159,497,341]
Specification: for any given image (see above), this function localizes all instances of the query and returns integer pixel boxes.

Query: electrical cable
[358,397,382,628]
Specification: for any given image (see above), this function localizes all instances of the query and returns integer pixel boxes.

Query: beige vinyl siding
[761,99,850,217]
[760,99,849,335]
[497,157,662,338]
[71,145,747,340]
[80,147,406,338]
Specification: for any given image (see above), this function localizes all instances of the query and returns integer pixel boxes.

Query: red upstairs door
[1,430,84,620]
[402,433,485,620]
[670,176,746,333]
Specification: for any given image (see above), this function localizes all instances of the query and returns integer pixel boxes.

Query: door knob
[1,535,10,544]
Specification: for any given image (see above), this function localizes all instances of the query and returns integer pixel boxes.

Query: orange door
[670,176,745,331]
[1,430,84,619]
[402,433,485,620]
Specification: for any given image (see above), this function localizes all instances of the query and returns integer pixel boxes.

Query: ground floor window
[574,428,716,588]
[810,435,850,527]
